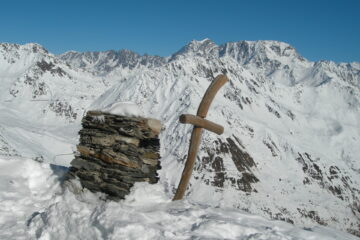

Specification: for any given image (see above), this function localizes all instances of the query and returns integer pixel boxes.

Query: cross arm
[179,114,224,135]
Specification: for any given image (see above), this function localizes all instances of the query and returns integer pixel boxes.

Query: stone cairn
[67,110,162,200]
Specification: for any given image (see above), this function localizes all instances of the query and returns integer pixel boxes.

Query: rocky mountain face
[59,49,166,83]
[0,39,359,236]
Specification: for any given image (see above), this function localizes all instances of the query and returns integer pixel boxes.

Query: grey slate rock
[67,111,162,201]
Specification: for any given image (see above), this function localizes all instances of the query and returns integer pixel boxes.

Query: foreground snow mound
[0,157,64,239]
[0,156,357,240]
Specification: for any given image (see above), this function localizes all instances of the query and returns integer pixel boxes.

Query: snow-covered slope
[0,43,129,164]
[1,155,357,240]
[0,39,359,238]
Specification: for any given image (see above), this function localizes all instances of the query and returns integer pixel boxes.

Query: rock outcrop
[67,111,162,200]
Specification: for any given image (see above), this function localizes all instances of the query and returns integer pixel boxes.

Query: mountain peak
[21,43,49,54]
[168,39,307,67]
[219,40,306,66]
[188,38,215,46]
[170,38,219,60]
[255,40,303,59]
[0,42,49,56]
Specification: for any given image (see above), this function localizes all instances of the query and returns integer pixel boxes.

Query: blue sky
[0,0,359,62]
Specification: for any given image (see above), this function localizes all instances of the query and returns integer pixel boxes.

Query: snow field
[0,156,358,240]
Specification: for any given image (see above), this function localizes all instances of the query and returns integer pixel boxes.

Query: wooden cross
[173,74,228,201]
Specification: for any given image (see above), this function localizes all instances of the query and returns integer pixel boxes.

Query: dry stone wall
[67,111,162,200]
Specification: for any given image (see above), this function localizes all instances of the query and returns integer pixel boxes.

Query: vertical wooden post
[173,74,228,201]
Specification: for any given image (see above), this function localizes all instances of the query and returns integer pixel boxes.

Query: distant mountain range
[0,39,359,236]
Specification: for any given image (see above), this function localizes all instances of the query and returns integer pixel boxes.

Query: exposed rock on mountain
[60,49,166,77]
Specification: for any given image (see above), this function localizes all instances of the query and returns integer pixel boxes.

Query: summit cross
[173,74,228,200]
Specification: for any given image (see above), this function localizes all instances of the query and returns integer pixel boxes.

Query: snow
[99,101,144,117]
[0,40,359,238]
[0,155,357,240]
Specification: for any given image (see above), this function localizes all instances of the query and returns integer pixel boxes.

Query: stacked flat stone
[68,110,162,200]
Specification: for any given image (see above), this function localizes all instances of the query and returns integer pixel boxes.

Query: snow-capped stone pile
[67,110,162,200]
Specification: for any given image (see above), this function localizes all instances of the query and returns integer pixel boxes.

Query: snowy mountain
[59,49,166,83]
[0,39,359,238]
[0,42,158,163]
